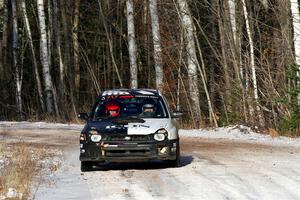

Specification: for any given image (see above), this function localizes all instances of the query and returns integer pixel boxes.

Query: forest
[1,0,300,135]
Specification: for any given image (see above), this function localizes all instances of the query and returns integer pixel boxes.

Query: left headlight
[154,129,167,141]
[90,134,102,142]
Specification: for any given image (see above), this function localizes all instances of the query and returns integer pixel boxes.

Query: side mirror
[171,111,184,118]
[78,113,89,121]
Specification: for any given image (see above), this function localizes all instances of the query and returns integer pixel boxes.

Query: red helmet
[105,102,120,117]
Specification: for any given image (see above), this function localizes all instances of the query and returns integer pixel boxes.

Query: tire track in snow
[84,167,159,200]
[189,147,300,200]
[161,155,256,200]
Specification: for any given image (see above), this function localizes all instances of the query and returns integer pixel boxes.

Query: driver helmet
[142,103,155,113]
[106,102,120,117]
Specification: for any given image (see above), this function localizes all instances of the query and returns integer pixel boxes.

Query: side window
[94,102,106,118]
[160,95,170,118]
[155,100,164,117]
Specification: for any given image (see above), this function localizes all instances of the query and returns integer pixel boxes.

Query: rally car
[78,89,181,172]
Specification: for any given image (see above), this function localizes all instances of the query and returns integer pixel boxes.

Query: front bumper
[79,137,179,162]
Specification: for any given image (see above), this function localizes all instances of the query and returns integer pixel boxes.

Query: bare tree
[176,0,218,127]
[290,0,300,104]
[12,0,22,119]
[37,0,57,115]
[241,0,264,126]
[149,0,163,89]
[73,0,81,96]
[98,0,123,88]
[21,0,45,112]
[227,0,248,122]
[176,0,200,119]
[0,0,8,80]
[53,0,65,113]
[126,0,138,89]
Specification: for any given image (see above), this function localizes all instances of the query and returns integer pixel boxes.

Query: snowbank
[180,125,300,147]
[1,121,299,147]
[0,121,83,131]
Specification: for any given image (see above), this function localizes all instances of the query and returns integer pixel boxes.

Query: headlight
[90,134,102,142]
[154,133,165,141]
[154,129,167,141]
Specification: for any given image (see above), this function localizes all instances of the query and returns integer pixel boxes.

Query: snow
[179,125,300,147]
[1,121,300,147]
[0,121,83,131]
[0,159,4,170]
[0,188,23,200]
[1,121,300,200]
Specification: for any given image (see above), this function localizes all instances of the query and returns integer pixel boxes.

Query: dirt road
[1,124,300,200]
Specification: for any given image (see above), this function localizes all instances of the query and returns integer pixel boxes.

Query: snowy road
[1,122,300,200]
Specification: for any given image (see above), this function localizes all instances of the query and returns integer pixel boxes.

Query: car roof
[100,89,161,97]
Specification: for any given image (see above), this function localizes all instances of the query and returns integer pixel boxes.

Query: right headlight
[154,129,167,141]
[90,134,102,142]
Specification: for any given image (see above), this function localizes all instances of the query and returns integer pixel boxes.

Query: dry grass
[0,142,60,199]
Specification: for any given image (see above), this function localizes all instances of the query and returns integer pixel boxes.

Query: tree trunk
[149,0,163,89]
[73,0,81,97]
[227,0,247,121]
[53,0,66,115]
[98,0,123,88]
[216,1,231,112]
[22,0,45,113]
[37,0,56,115]
[176,0,201,123]
[242,0,264,126]
[228,0,237,43]
[12,0,22,119]
[0,0,8,80]
[290,0,300,104]
[126,0,138,89]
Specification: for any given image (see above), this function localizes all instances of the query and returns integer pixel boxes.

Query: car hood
[84,118,169,135]
[127,118,169,135]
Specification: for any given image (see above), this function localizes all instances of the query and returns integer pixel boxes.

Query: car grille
[105,134,151,142]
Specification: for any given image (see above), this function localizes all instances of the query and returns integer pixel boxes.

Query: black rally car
[78,89,181,172]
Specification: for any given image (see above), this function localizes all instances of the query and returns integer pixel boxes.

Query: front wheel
[81,161,93,172]
[167,143,180,168]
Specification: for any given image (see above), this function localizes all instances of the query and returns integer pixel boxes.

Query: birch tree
[149,0,163,89]
[73,0,81,96]
[290,0,300,104]
[176,0,200,119]
[227,0,247,121]
[12,0,22,119]
[53,0,65,112]
[22,0,45,112]
[176,0,217,127]
[126,0,138,89]
[37,0,56,115]
[228,0,237,44]
[0,0,7,80]
[241,0,264,126]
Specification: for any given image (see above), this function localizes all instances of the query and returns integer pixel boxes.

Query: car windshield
[92,95,168,119]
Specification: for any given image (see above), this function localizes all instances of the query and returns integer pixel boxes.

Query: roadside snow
[1,121,300,147]
[0,121,83,131]
[180,125,300,147]
[1,121,299,200]
[0,159,5,170]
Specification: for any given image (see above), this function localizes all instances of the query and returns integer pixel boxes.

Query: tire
[167,142,180,168]
[81,161,93,172]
